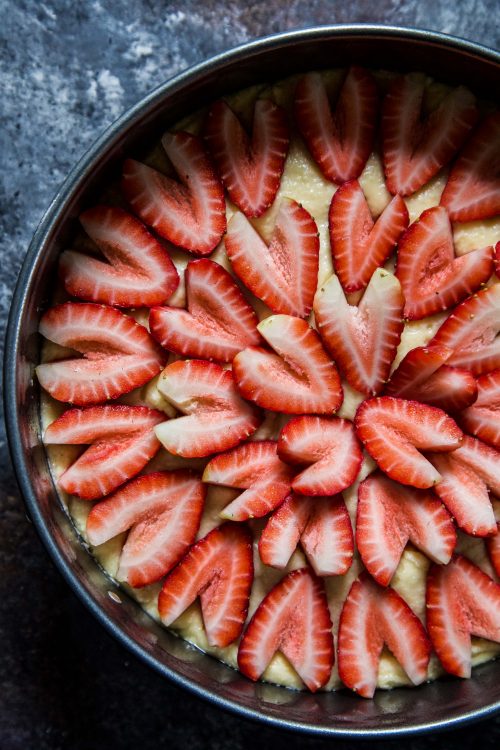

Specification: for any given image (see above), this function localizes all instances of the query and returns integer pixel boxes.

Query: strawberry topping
[486,526,500,578]
[461,370,500,449]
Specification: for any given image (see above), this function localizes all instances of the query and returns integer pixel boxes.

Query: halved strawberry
[355,396,463,489]
[158,522,253,648]
[149,259,260,363]
[461,370,500,449]
[495,242,500,276]
[59,206,179,307]
[154,360,261,457]
[382,74,477,196]
[329,180,409,292]
[277,416,362,495]
[426,555,500,677]
[357,473,456,586]
[204,98,289,217]
[86,471,205,587]
[258,493,354,576]
[122,131,226,255]
[43,405,164,500]
[294,68,377,184]
[314,268,404,396]
[37,302,165,404]
[486,525,500,578]
[451,435,500,495]
[338,573,431,698]
[225,199,319,318]
[233,315,343,415]
[395,206,493,320]
[440,112,500,221]
[238,567,334,692]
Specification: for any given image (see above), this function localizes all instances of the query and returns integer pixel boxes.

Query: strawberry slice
[355,396,463,489]
[86,471,205,587]
[440,113,500,221]
[204,98,289,217]
[486,525,500,578]
[382,74,477,196]
[461,370,500,449]
[158,522,253,647]
[277,416,362,495]
[495,241,500,276]
[59,206,179,307]
[426,555,500,677]
[338,573,431,697]
[232,315,343,415]
[395,206,493,320]
[122,131,226,255]
[203,441,293,521]
[238,567,334,692]
[314,268,404,396]
[294,68,377,184]
[225,199,319,318]
[154,360,261,457]
[329,180,409,292]
[149,259,260,363]
[357,473,456,586]
[43,405,164,500]
[258,493,354,576]
[37,302,165,405]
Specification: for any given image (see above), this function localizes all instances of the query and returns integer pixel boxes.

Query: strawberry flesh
[461,369,500,449]
[486,525,500,578]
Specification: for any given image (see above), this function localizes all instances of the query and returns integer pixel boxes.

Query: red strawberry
[238,567,334,692]
[294,68,377,184]
[277,416,362,496]
[122,131,226,255]
[225,199,319,318]
[314,268,404,396]
[461,369,500,449]
[37,302,165,405]
[59,206,179,307]
[258,493,354,576]
[232,315,343,415]
[86,471,205,587]
[495,241,500,276]
[202,441,294,521]
[486,525,500,578]
[440,113,500,221]
[158,522,253,648]
[426,555,500,677]
[329,180,409,292]
[395,206,493,320]
[204,98,289,218]
[382,74,477,196]
[155,359,261,457]
[43,405,164,500]
[451,435,500,495]
[355,396,463,489]
[356,473,456,586]
[338,573,431,698]
[149,259,260,363]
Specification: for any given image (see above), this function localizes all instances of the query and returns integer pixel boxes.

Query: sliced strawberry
[149,259,260,363]
[495,241,500,276]
[440,113,500,221]
[233,315,343,415]
[158,522,253,648]
[277,416,362,495]
[338,573,431,697]
[154,360,261,457]
[204,98,289,217]
[451,435,500,495]
[355,396,463,489]
[43,405,164,500]
[329,180,409,292]
[395,206,493,320]
[122,131,226,255]
[86,471,205,587]
[426,555,500,677]
[357,473,456,586]
[486,525,500,578]
[314,268,404,396]
[225,199,319,318]
[382,74,477,196]
[461,370,500,449]
[59,206,179,307]
[37,302,165,404]
[294,68,377,184]
[238,568,334,692]
[258,493,353,576]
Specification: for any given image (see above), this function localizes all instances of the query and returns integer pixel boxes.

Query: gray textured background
[1,1,500,748]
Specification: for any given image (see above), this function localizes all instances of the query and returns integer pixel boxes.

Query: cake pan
[5,25,500,738]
